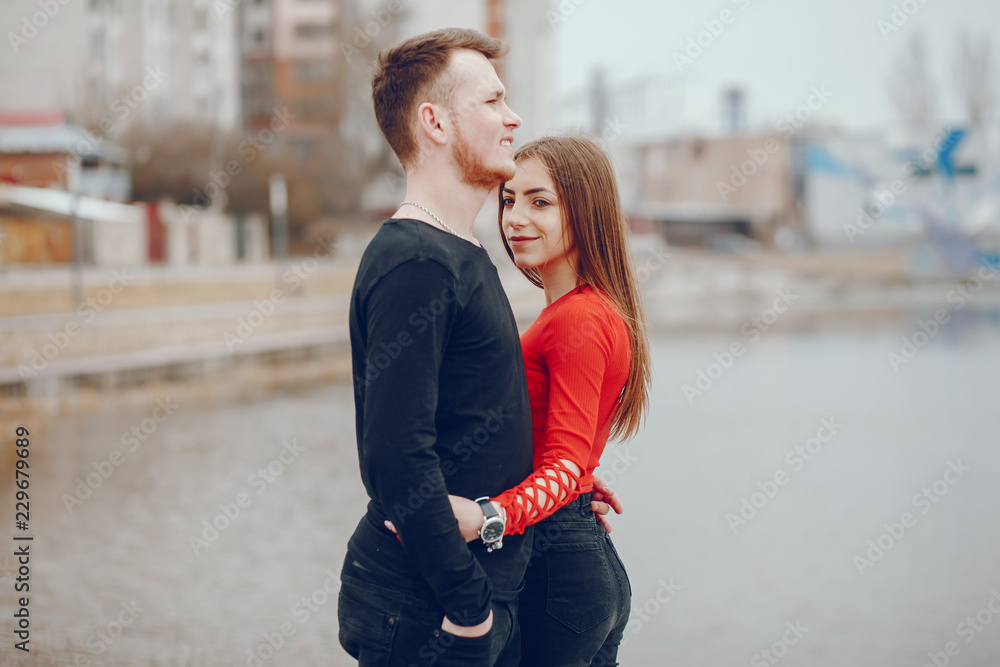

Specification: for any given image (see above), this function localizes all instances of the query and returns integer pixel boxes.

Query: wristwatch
[475,497,505,552]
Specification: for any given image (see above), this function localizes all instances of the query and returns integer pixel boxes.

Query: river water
[5,306,1000,666]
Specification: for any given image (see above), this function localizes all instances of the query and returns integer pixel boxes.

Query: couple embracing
[339,27,651,667]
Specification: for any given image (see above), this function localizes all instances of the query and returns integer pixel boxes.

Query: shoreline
[2,242,999,423]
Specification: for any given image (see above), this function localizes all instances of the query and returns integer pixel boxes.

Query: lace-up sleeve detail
[493,458,582,535]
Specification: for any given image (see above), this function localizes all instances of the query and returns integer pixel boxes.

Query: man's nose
[504,103,522,129]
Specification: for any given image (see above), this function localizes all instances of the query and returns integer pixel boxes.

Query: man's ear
[416,101,449,147]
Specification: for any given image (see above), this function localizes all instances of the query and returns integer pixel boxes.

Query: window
[294,23,331,39]
[90,30,103,57]
[294,61,332,82]
[244,62,272,85]
[288,138,314,159]
[294,97,332,121]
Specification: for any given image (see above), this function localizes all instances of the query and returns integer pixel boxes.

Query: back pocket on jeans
[338,577,400,665]
[544,541,614,634]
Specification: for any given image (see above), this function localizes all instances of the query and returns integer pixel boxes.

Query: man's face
[443,49,522,190]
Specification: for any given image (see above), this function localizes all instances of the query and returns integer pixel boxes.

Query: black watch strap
[475,497,498,519]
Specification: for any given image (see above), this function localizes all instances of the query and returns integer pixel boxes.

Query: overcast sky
[552,0,999,134]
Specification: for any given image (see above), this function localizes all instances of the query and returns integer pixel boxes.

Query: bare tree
[953,30,997,126]
[310,0,401,218]
[92,0,406,251]
[886,32,938,129]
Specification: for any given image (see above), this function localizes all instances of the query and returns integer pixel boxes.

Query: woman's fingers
[591,475,624,514]
[591,476,620,534]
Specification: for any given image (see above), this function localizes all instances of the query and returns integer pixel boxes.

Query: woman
[458,135,651,666]
[385,135,649,663]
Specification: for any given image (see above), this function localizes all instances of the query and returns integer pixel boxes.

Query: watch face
[481,519,504,542]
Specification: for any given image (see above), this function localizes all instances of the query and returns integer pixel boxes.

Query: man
[338,28,532,666]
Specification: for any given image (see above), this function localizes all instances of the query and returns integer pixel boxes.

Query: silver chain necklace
[400,201,465,241]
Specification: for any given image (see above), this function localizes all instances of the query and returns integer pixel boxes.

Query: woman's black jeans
[518,492,632,667]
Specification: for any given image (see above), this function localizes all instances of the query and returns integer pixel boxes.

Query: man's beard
[452,125,515,190]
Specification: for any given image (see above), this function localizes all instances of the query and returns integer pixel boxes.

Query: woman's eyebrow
[501,186,556,196]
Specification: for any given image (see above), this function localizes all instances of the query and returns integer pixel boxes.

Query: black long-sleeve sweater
[346,218,533,626]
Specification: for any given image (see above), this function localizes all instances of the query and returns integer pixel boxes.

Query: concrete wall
[160,202,269,265]
[91,215,147,267]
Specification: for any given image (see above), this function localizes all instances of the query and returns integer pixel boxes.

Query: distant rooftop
[0,111,68,126]
[0,111,127,164]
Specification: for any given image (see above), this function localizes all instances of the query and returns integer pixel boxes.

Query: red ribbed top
[493,284,631,534]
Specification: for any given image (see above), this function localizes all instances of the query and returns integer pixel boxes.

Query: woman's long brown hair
[498,135,651,441]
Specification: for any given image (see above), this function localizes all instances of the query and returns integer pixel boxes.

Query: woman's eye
[501,197,514,207]
[533,200,550,208]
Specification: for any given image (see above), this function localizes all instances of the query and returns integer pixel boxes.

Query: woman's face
[501,157,575,271]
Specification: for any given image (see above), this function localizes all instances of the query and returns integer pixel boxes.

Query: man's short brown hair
[372,28,505,169]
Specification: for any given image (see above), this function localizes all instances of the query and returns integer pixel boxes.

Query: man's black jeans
[518,492,632,667]
[338,541,521,666]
